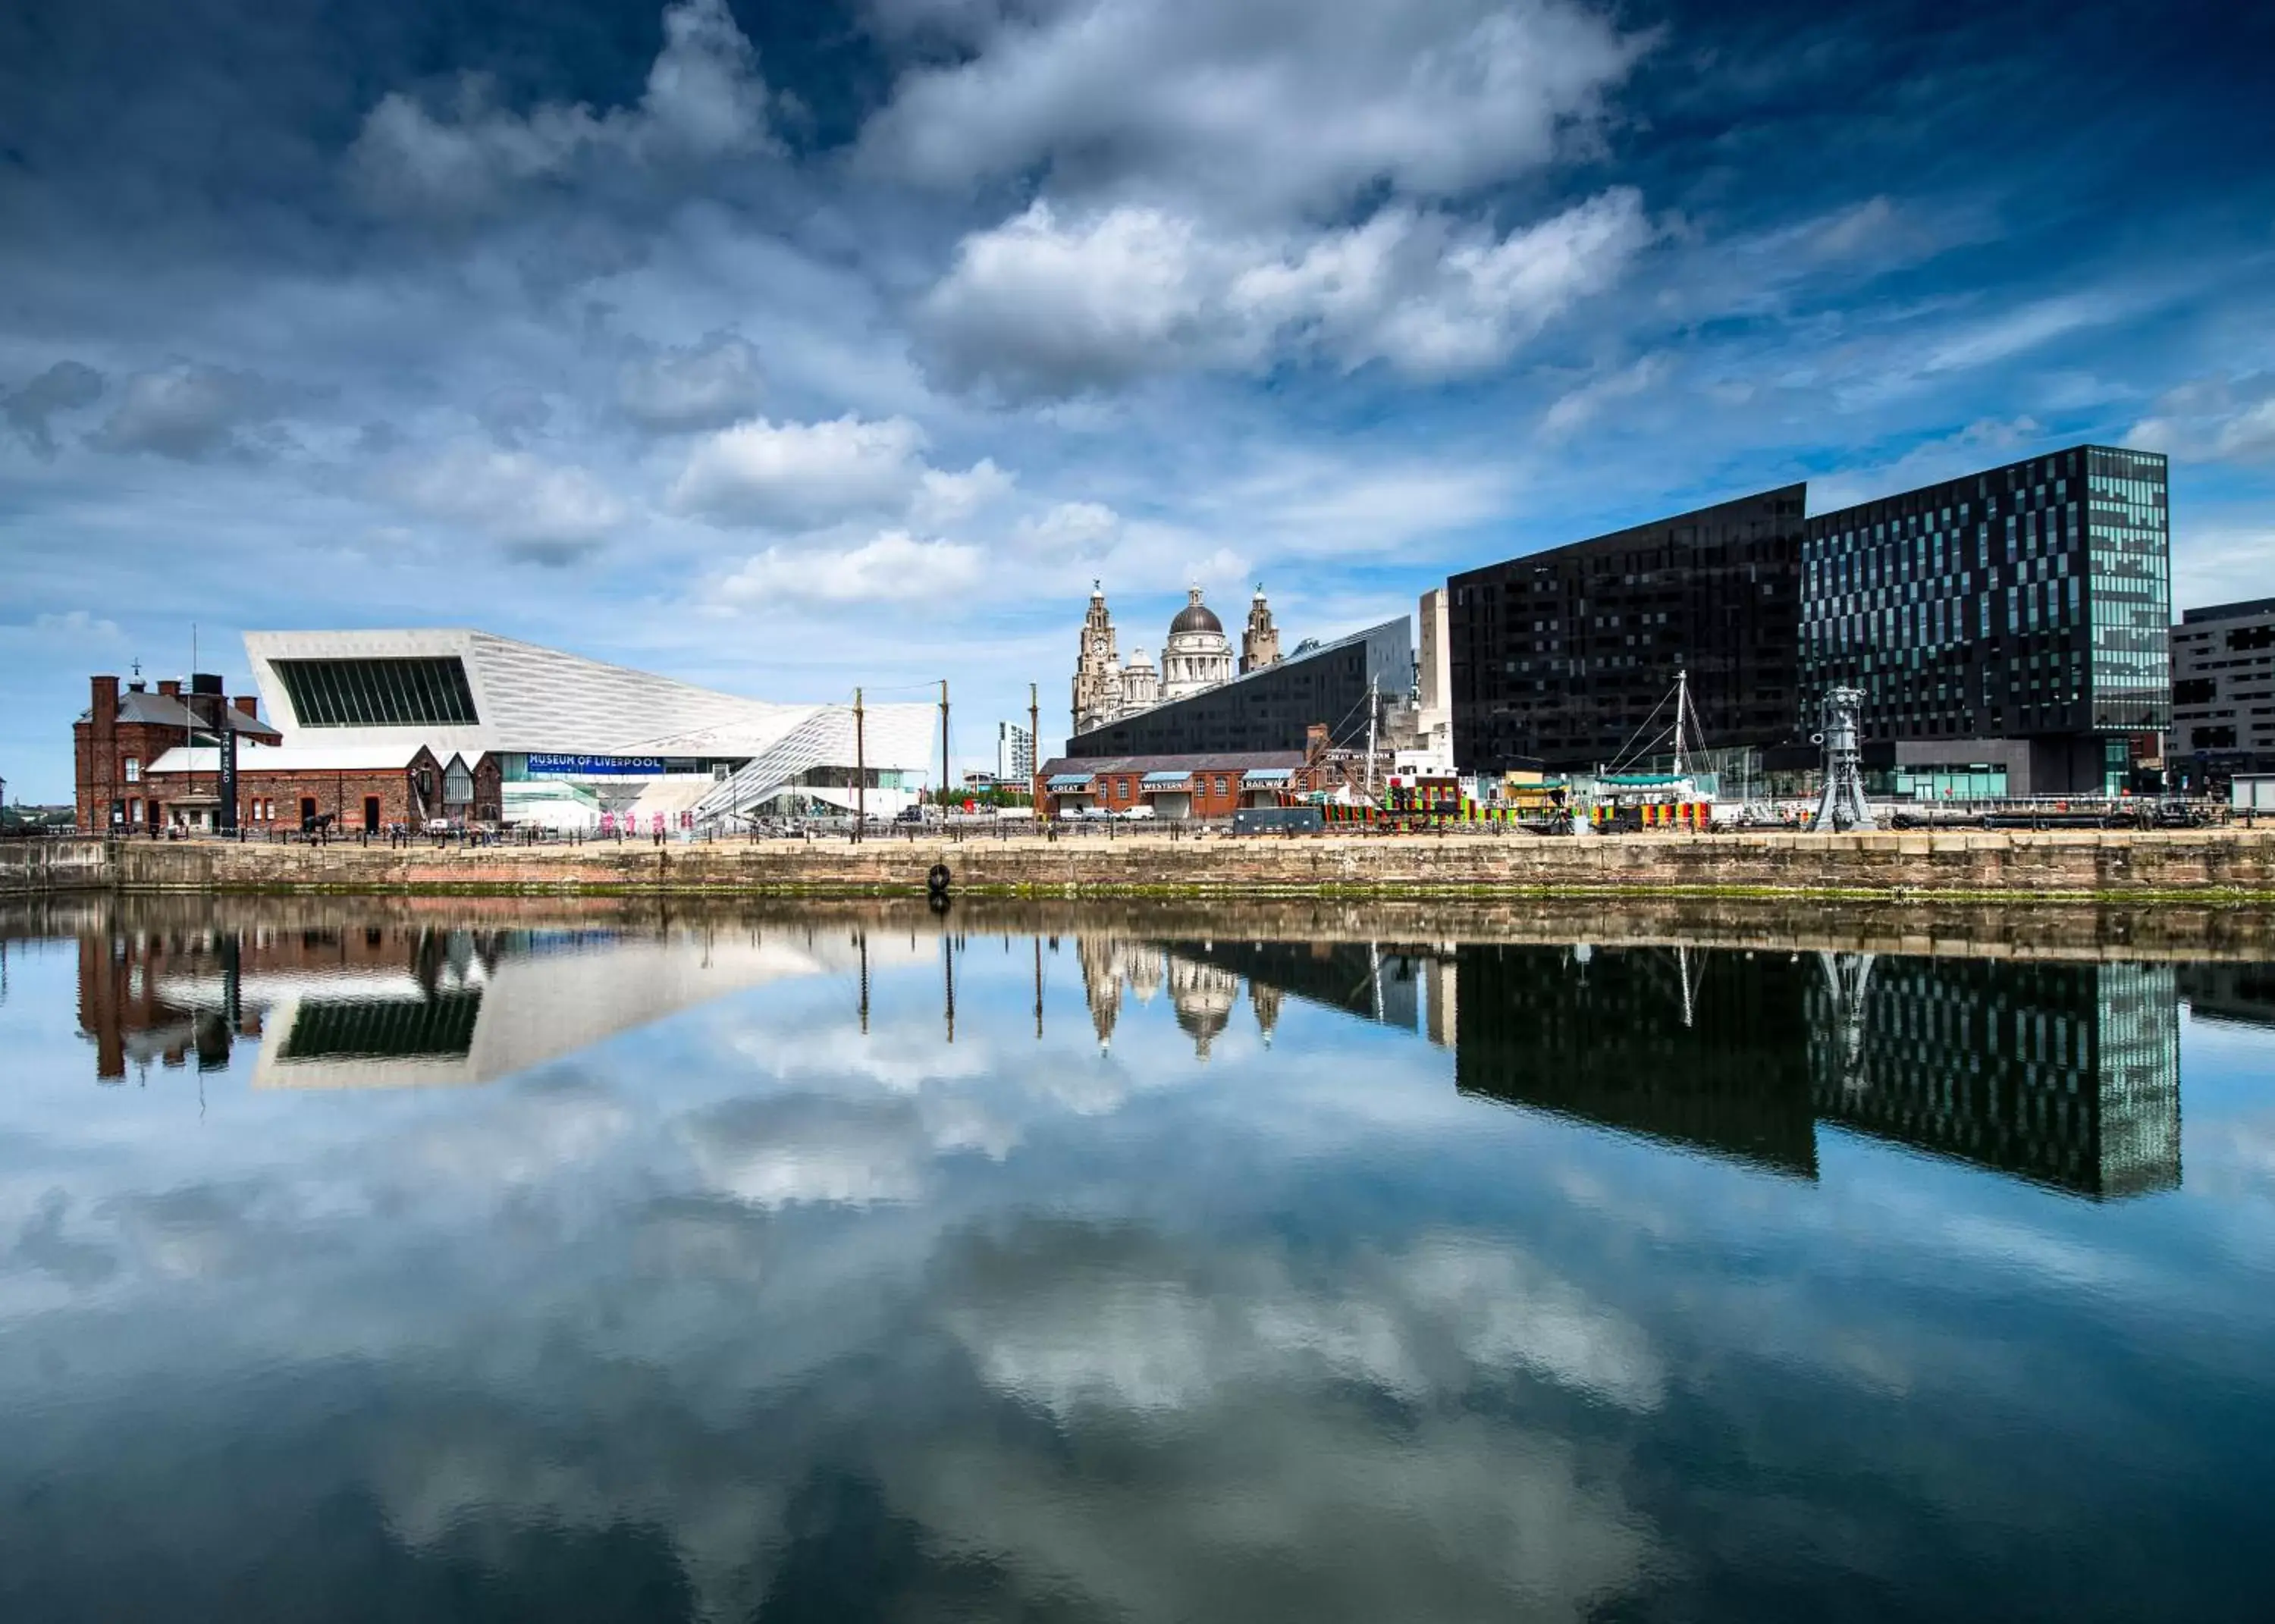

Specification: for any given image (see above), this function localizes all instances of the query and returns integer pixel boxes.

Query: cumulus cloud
[617,331,766,431]
[921,190,1652,397]
[861,0,1646,218]
[379,441,627,563]
[912,457,1015,525]
[669,413,927,528]
[2,360,104,458]
[348,0,774,219]
[2129,373,2275,466]
[89,363,297,461]
[719,529,984,606]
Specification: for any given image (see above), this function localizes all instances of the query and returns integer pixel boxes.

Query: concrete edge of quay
[4,828,2274,904]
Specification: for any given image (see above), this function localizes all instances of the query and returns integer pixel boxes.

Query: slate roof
[80,688,282,739]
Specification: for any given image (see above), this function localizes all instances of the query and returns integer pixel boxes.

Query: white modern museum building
[238,629,938,829]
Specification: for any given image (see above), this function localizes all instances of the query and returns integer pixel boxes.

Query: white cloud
[860,0,1646,218]
[348,0,773,218]
[922,190,1652,397]
[669,414,930,528]
[1916,291,2133,377]
[912,458,1017,525]
[720,529,984,606]
[2129,373,2275,466]
[1541,353,1671,438]
[617,332,766,431]
[381,442,627,563]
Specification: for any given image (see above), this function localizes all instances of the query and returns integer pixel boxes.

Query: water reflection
[65,910,2199,1201]
[8,898,2273,1621]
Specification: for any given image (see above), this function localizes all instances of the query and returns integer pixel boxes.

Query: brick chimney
[233,695,259,717]
[86,675,121,832]
[158,679,181,698]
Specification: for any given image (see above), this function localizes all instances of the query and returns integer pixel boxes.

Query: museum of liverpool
[128,629,936,833]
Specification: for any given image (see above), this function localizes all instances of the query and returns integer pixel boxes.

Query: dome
[1169,588,1223,637]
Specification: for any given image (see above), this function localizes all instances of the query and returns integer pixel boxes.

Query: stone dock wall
[77,826,2275,899]
[0,838,110,896]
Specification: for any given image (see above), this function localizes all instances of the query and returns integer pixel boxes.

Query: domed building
[1070,584,1267,733]
[1160,588,1235,702]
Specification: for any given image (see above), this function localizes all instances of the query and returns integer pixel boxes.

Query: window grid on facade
[273,657,481,729]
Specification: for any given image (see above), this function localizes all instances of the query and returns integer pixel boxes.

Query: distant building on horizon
[995,720,1034,784]
[2167,596,2275,792]
[1064,616,1411,761]
[1072,584,1277,736]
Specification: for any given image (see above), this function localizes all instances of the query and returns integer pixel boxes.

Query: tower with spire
[1239,584,1282,675]
[1072,581,1122,736]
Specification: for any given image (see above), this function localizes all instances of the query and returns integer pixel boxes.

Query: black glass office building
[1800,444,2171,795]
[1065,616,1411,759]
[1447,488,1807,774]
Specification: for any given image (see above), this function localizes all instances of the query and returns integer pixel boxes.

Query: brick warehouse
[77,673,498,834]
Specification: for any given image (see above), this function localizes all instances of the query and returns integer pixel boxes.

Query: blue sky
[3,0,2273,799]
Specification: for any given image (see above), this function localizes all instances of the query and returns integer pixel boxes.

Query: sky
[3,0,2273,801]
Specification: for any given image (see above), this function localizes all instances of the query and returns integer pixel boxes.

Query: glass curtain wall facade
[1799,444,2170,794]
[1448,488,1807,774]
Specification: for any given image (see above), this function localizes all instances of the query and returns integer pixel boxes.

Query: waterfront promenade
[11,826,2275,901]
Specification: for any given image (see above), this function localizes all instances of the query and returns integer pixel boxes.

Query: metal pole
[1029,682,1040,826]
[854,687,865,842]
[1364,676,1378,800]
[940,678,951,819]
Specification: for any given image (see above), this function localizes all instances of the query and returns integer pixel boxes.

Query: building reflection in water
[1452,943,1824,1179]
[2176,962,2275,1030]
[77,921,855,1089]
[1134,935,2183,1201]
[1809,957,2181,1199]
[72,911,2189,1199]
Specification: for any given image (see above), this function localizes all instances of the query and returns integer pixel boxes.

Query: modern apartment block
[1800,444,2172,796]
[2167,597,2275,788]
[1447,487,1808,774]
[1446,444,2174,795]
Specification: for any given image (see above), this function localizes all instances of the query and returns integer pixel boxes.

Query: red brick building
[143,741,494,833]
[76,674,281,832]
[76,670,501,832]
[1037,750,1325,820]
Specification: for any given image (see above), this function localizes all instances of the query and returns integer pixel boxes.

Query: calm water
[3,898,2273,1622]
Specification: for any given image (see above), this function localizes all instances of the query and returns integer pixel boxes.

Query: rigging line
[1602,684,1677,776]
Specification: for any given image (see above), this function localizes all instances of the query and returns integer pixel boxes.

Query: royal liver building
[1072,584,1281,735]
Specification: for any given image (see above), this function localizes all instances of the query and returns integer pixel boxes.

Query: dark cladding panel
[1066,617,1411,759]
[1448,487,1807,774]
